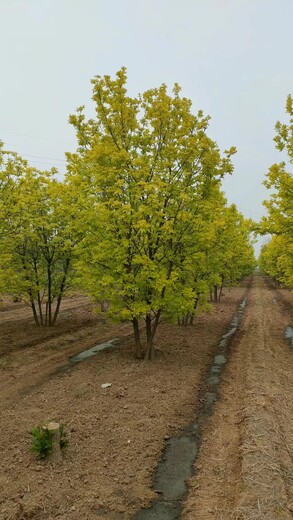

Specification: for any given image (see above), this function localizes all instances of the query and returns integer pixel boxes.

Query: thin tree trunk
[179,315,186,326]
[132,317,143,359]
[144,314,153,360]
[20,255,39,325]
[52,259,70,326]
[214,285,218,303]
[52,294,62,326]
[187,313,193,326]
[37,291,43,325]
[30,298,40,326]
[151,310,161,341]
[45,301,48,326]
[47,264,52,326]
[218,275,224,302]
[189,310,197,325]
[189,296,199,325]
[144,310,161,359]
[33,259,43,324]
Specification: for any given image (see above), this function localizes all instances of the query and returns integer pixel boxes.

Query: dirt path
[182,274,293,520]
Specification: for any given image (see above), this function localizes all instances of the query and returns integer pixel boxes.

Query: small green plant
[30,422,68,459]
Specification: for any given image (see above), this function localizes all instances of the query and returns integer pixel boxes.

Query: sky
[1,0,293,254]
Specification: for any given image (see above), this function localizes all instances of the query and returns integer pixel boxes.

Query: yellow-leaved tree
[0,145,82,325]
[259,95,293,287]
[66,68,243,359]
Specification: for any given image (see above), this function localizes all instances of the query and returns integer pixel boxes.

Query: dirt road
[0,275,293,519]
[183,274,293,520]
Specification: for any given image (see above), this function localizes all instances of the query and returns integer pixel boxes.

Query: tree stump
[43,422,62,463]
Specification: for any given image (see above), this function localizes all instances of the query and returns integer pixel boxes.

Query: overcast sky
[1,0,293,253]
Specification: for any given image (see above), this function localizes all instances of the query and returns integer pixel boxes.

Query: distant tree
[259,95,293,286]
[259,237,293,286]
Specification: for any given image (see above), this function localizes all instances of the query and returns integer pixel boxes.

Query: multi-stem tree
[0,146,81,325]
[67,68,237,358]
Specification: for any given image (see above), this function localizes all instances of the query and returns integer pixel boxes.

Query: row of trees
[0,145,82,325]
[259,96,293,287]
[0,69,255,358]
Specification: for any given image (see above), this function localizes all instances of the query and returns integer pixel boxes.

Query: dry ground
[182,275,293,520]
[1,276,293,520]
[0,287,245,519]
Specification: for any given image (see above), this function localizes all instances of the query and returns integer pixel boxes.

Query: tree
[67,68,237,358]
[259,237,293,287]
[0,146,82,325]
[259,95,293,286]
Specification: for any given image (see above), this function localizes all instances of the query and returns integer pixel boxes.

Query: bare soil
[1,276,292,520]
[182,275,293,520]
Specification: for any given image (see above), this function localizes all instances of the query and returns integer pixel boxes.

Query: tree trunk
[214,285,218,303]
[20,255,39,325]
[30,299,40,326]
[45,302,48,326]
[144,311,161,360]
[151,310,161,340]
[132,317,143,359]
[33,260,43,324]
[37,291,43,325]
[190,296,199,325]
[218,275,224,302]
[144,314,154,360]
[52,295,62,326]
[47,264,52,326]
[52,258,70,326]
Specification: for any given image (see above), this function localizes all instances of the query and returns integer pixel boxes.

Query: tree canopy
[0,70,255,356]
[259,95,293,287]
[66,68,255,358]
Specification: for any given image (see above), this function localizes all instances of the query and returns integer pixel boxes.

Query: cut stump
[43,421,62,463]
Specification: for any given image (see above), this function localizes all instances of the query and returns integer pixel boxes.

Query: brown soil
[0,287,245,519]
[0,296,134,411]
[182,275,293,520]
[1,276,292,520]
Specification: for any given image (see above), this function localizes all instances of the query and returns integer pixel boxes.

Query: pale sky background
[1,0,292,254]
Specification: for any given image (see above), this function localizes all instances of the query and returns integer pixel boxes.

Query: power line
[0,129,73,146]
[1,142,67,164]
[21,153,66,163]
[24,160,66,168]
[4,140,72,155]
